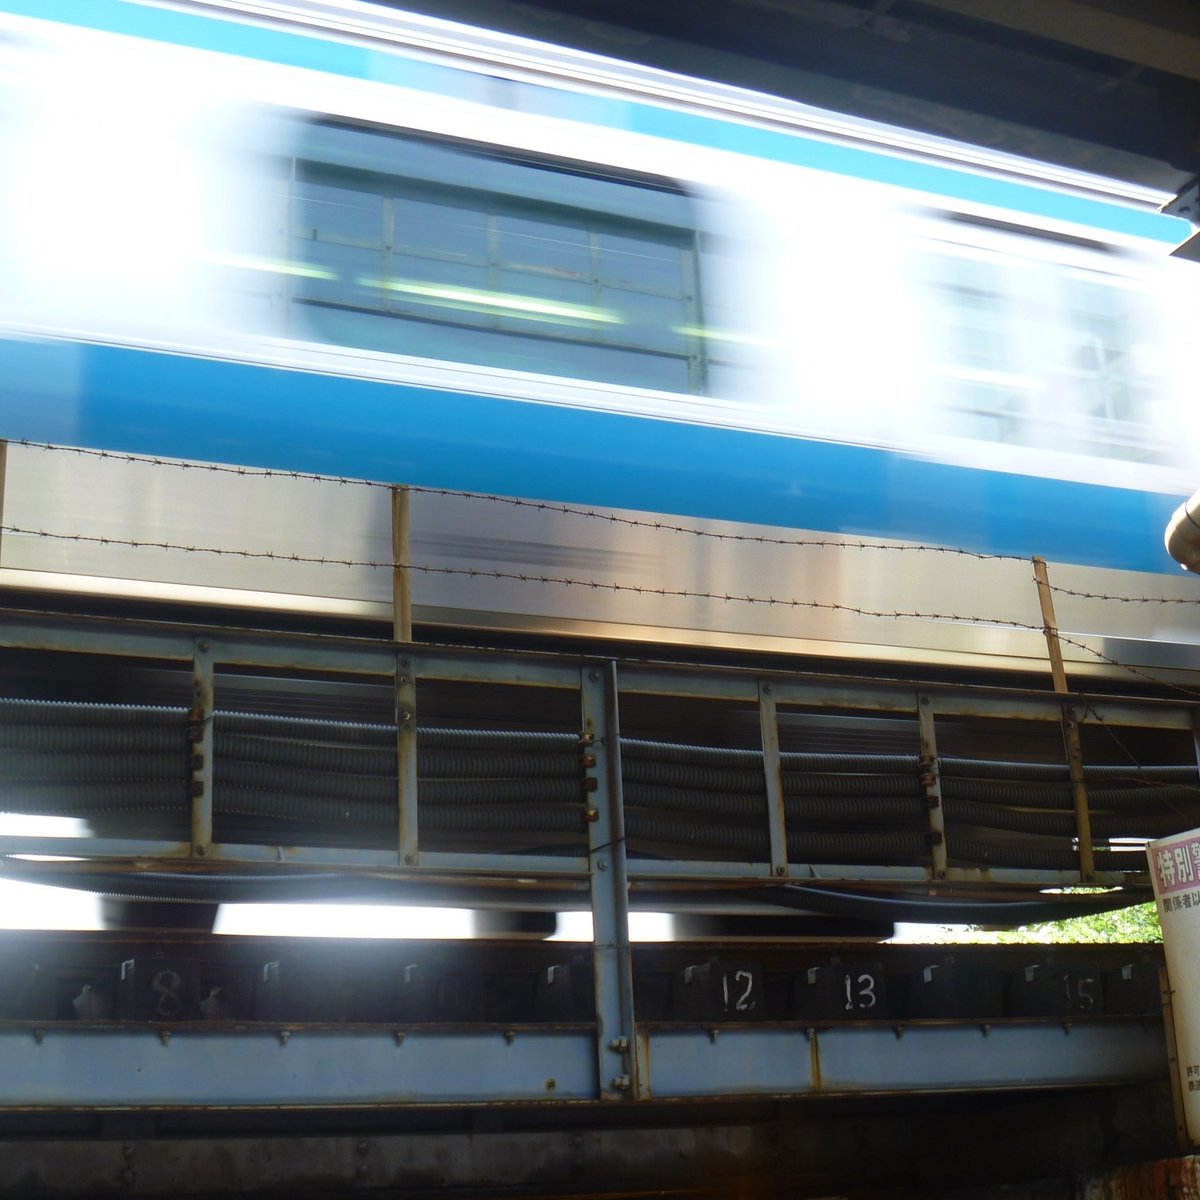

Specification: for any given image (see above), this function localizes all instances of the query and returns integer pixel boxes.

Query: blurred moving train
[0,0,1198,682]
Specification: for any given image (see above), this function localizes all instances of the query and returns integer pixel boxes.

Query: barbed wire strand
[1075,701,1200,827]
[1047,582,1200,606]
[18,439,1200,613]
[10,439,1021,561]
[0,523,1029,611]
[7,521,1200,702]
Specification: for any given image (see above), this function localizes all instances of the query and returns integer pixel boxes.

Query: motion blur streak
[0,0,1195,683]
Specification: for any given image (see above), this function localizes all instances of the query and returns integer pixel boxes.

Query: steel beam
[640,1019,1168,1099]
[0,1018,1165,1110]
[758,682,789,879]
[0,1081,1179,1196]
[0,1025,594,1108]
[581,663,637,1101]
[189,638,215,857]
[915,0,1200,81]
[917,692,948,881]
[396,651,419,866]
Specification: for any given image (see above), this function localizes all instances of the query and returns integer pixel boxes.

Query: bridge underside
[0,606,1184,1197]
[0,1081,1178,1198]
[382,0,1200,205]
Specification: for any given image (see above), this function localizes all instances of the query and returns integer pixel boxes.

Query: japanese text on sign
[1153,836,1200,895]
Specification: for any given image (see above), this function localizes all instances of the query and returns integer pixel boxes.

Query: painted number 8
[150,969,184,1018]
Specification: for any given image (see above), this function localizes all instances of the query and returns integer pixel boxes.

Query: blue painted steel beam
[1,1026,595,1108]
[0,1019,1165,1109]
[640,1020,1168,1099]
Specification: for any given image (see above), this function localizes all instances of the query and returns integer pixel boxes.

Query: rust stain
[1097,1155,1200,1199]
[635,1026,652,1099]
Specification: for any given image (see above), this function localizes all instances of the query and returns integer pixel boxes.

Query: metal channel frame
[917,691,948,881]
[759,682,789,879]
[0,607,1183,1111]
[581,663,638,1100]
[396,650,419,867]
[0,606,1181,891]
[189,637,214,857]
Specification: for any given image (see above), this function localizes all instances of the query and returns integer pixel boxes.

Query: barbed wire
[1077,700,1200,821]
[8,440,1200,695]
[13,439,390,492]
[1047,582,1200,606]
[1053,637,1200,701]
[18,440,1200,616]
[10,439,1021,560]
[0,522,1032,620]
[6,520,1200,701]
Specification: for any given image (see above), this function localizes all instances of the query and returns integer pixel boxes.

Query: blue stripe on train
[0,336,1184,575]
[2,0,1188,245]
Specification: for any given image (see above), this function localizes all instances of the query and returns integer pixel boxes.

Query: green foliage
[959,901,1161,945]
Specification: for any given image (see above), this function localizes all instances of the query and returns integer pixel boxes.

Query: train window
[920,235,1168,464]
[248,121,712,394]
[935,256,1020,372]
[1050,271,1164,461]
[923,249,1037,445]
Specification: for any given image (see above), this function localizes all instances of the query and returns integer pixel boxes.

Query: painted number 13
[844,972,878,1012]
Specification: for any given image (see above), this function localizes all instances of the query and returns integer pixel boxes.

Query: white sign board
[1148,829,1200,1144]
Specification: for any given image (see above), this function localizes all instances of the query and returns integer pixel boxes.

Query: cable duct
[0,702,1193,877]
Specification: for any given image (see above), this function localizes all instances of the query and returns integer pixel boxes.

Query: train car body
[0,0,1198,683]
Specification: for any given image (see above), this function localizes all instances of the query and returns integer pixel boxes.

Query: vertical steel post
[1062,704,1095,881]
[1032,556,1069,694]
[1032,556,1095,881]
[391,486,412,645]
[397,653,418,866]
[758,682,788,879]
[391,487,417,863]
[190,638,214,858]
[580,663,637,1102]
[916,694,947,880]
